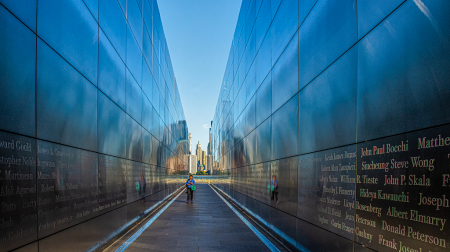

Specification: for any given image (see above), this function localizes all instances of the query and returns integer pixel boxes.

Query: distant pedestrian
[270,175,279,204]
[186,175,196,203]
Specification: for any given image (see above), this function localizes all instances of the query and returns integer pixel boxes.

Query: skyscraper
[202,150,206,165]
[208,121,213,155]
[196,141,202,165]
[206,155,212,174]
[188,155,197,174]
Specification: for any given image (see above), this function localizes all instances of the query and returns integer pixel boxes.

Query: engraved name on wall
[0,132,37,251]
[298,146,357,240]
[356,125,450,252]
[37,141,98,238]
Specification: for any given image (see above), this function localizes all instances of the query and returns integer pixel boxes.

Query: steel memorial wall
[0,0,189,251]
[210,0,450,251]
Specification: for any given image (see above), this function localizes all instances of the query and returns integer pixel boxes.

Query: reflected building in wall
[0,0,189,251]
[209,0,450,251]
[188,133,192,154]
[208,121,213,155]
[183,154,189,171]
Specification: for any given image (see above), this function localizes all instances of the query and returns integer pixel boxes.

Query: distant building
[188,155,197,174]
[206,155,213,174]
[196,141,202,165]
[202,150,206,165]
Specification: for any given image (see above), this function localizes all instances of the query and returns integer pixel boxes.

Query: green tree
[196,170,207,175]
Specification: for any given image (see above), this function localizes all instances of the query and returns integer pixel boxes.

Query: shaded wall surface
[0,0,189,251]
[210,0,450,251]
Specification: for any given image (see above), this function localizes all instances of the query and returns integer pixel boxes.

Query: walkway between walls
[106,184,277,252]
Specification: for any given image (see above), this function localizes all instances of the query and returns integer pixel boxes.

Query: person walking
[186,174,196,203]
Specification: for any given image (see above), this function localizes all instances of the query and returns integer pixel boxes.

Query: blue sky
[157,0,242,150]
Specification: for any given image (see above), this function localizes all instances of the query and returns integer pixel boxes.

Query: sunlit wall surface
[0,0,189,251]
[210,0,450,251]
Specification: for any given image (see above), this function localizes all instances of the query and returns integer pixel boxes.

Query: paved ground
[124,184,270,252]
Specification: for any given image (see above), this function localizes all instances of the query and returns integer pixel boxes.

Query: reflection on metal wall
[0,0,189,251]
[210,0,450,251]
